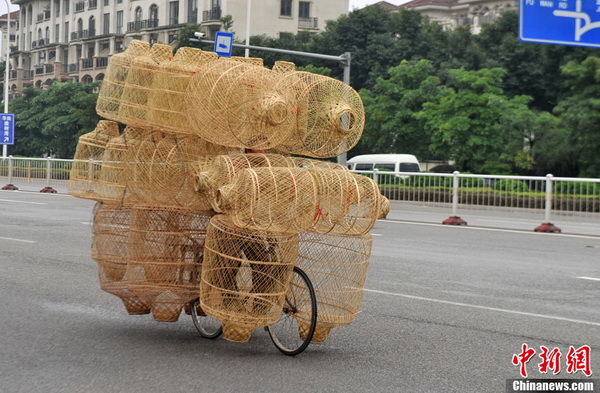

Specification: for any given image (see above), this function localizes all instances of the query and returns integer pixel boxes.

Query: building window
[89,16,95,36]
[116,11,123,34]
[187,0,197,24]
[299,1,309,18]
[104,0,109,5]
[64,0,69,15]
[64,22,69,42]
[169,1,179,25]
[103,13,110,35]
[28,5,32,25]
[54,0,60,17]
[135,7,142,22]
[45,26,50,42]
[280,0,292,17]
[150,4,158,22]
[55,24,60,42]
[77,18,83,34]
[117,0,122,4]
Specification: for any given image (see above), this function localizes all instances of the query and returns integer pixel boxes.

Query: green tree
[175,24,203,50]
[418,68,545,174]
[354,59,441,158]
[553,56,600,177]
[10,82,100,158]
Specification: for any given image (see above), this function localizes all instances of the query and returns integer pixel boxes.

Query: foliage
[356,60,441,158]
[220,15,234,32]
[9,82,100,158]
[175,24,203,51]
[553,181,600,196]
[493,179,530,192]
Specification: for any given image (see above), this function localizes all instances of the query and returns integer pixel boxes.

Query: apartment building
[372,0,517,33]
[0,11,19,62]
[4,0,348,97]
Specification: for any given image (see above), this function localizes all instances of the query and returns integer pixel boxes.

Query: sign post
[520,0,600,48]
[214,32,234,57]
[1,113,15,145]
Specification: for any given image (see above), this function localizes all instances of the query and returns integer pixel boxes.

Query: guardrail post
[534,174,561,233]
[373,168,379,185]
[40,157,57,193]
[2,155,18,190]
[442,171,467,225]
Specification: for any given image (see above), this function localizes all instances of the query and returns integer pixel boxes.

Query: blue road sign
[520,0,600,48]
[214,32,234,57]
[1,114,14,145]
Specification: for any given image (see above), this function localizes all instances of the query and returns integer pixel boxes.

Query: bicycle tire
[190,298,223,339]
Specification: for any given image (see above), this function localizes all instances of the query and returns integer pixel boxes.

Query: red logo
[512,344,592,378]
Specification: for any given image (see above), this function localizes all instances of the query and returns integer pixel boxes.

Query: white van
[346,154,421,173]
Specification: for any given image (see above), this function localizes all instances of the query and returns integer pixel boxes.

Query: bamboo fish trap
[68,121,120,200]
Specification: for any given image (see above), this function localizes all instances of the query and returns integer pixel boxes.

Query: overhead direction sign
[214,32,234,57]
[1,114,14,145]
[520,0,600,48]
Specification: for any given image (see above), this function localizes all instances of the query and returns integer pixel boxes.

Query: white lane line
[380,219,600,240]
[363,288,600,327]
[578,276,600,282]
[371,233,382,237]
[81,222,92,225]
[0,198,47,205]
[0,236,37,243]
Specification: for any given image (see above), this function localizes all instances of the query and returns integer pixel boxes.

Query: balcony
[24,70,34,79]
[68,63,79,73]
[81,58,94,69]
[202,8,221,21]
[96,57,108,68]
[62,63,68,73]
[127,19,159,32]
[37,38,48,47]
[298,17,318,29]
[45,64,54,74]
[9,70,16,80]
[75,1,85,12]
[37,10,50,23]
[35,65,44,75]
[70,29,96,40]
[31,41,37,48]
[88,0,97,9]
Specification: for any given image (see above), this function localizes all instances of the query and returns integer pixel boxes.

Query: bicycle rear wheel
[267,266,317,356]
[190,298,223,339]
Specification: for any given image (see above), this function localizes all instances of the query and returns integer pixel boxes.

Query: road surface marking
[578,276,600,282]
[381,219,600,240]
[0,236,36,243]
[364,288,600,327]
[371,233,382,237]
[0,198,47,205]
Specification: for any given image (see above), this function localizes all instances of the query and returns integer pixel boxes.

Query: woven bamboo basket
[378,195,390,219]
[194,153,296,211]
[148,48,218,134]
[96,126,147,204]
[295,232,372,343]
[200,215,298,342]
[91,202,151,315]
[272,60,295,74]
[123,132,231,209]
[216,167,318,232]
[231,56,264,67]
[68,121,120,200]
[308,168,381,236]
[97,40,150,121]
[274,71,365,158]
[185,59,295,150]
[127,205,213,322]
[118,43,173,127]
[287,156,349,171]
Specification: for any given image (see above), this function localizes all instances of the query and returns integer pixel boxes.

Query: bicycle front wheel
[267,266,317,356]
[190,298,223,339]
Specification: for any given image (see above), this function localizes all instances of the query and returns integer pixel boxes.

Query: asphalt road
[1,190,599,393]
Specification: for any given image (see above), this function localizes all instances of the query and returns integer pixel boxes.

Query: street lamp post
[2,0,10,159]
[245,0,251,58]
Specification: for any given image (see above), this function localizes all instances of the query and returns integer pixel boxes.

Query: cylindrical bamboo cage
[231,56,264,67]
[194,153,297,211]
[148,48,218,134]
[185,59,295,150]
[272,60,295,74]
[96,126,147,204]
[378,195,390,219]
[295,232,372,343]
[287,156,349,171]
[200,215,298,342]
[118,43,173,127]
[91,202,151,315]
[123,133,231,209]
[68,121,120,200]
[127,205,213,322]
[274,71,365,158]
[96,40,150,121]
[216,167,318,232]
[309,168,381,235]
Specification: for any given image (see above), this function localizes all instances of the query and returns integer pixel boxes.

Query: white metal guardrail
[1,157,599,233]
